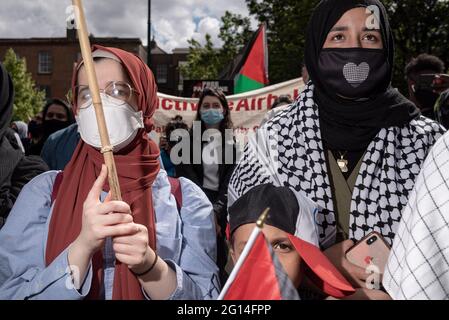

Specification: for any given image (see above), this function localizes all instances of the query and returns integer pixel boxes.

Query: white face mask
[75,93,144,152]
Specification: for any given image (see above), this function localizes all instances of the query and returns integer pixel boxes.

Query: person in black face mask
[228,0,446,300]
[405,54,449,120]
[28,98,74,156]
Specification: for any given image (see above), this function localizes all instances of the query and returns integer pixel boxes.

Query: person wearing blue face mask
[176,87,238,286]
[200,103,225,126]
[229,0,446,299]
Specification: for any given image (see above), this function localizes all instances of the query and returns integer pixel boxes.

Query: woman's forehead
[47,104,67,113]
[332,7,380,29]
[77,59,129,84]
[202,95,222,104]
[234,223,290,242]
[262,224,291,239]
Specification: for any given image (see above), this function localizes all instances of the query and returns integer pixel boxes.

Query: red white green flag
[234,24,269,94]
[218,227,300,300]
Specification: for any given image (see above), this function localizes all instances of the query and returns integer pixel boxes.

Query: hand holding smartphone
[345,231,390,275]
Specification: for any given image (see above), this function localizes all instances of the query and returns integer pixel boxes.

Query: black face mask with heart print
[305,1,420,152]
[318,48,389,100]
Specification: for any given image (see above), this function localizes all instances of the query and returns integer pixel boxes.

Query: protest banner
[153,77,306,146]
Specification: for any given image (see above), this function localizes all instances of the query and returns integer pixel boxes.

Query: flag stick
[72,0,122,200]
[256,207,270,228]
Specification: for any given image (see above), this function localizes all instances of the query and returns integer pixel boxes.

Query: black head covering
[0,64,14,141]
[0,63,23,193]
[42,98,74,124]
[1,64,49,225]
[228,184,300,237]
[305,0,420,151]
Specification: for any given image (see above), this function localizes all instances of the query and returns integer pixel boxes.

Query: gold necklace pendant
[337,154,349,173]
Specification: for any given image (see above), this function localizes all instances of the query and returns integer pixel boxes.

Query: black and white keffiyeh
[228,83,445,249]
[383,131,449,300]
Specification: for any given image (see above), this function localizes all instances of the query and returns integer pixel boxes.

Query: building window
[38,51,53,74]
[156,64,168,84]
[37,85,51,99]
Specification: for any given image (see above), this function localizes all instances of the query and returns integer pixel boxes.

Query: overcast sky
[0,0,252,52]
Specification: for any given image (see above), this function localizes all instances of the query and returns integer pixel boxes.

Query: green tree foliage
[383,0,449,91]
[179,34,221,79]
[2,48,46,122]
[219,11,254,69]
[180,11,253,80]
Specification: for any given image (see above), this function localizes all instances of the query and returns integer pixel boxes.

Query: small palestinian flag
[233,24,269,94]
[221,184,355,300]
[218,225,300,300]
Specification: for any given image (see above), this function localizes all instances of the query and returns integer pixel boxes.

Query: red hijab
[45,45,160,300]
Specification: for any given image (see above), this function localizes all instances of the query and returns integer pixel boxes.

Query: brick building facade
[0,29,191,102]
[0,29,146,101]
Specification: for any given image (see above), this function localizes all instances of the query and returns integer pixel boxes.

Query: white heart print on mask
[343,62,370,87]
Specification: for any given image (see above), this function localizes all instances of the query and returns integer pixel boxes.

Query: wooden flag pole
[72,0,122,201]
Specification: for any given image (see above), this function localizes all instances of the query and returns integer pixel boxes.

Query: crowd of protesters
[1,0,449,300]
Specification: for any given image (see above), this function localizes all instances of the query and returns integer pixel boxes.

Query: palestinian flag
[218,227,300,300]
[222,184,356,300]
[233,24,269,94]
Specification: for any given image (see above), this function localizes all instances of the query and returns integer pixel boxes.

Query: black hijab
[305,0,420,151]
[0,63,23,193]
[0,64,14,141]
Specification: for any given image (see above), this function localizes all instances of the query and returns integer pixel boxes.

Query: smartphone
[345,231,390,274]
[416,73,437,91]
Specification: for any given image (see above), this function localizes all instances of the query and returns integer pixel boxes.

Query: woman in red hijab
[0,46,220,300]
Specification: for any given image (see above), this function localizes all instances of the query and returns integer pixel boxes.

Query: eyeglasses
[67,81,139,109]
